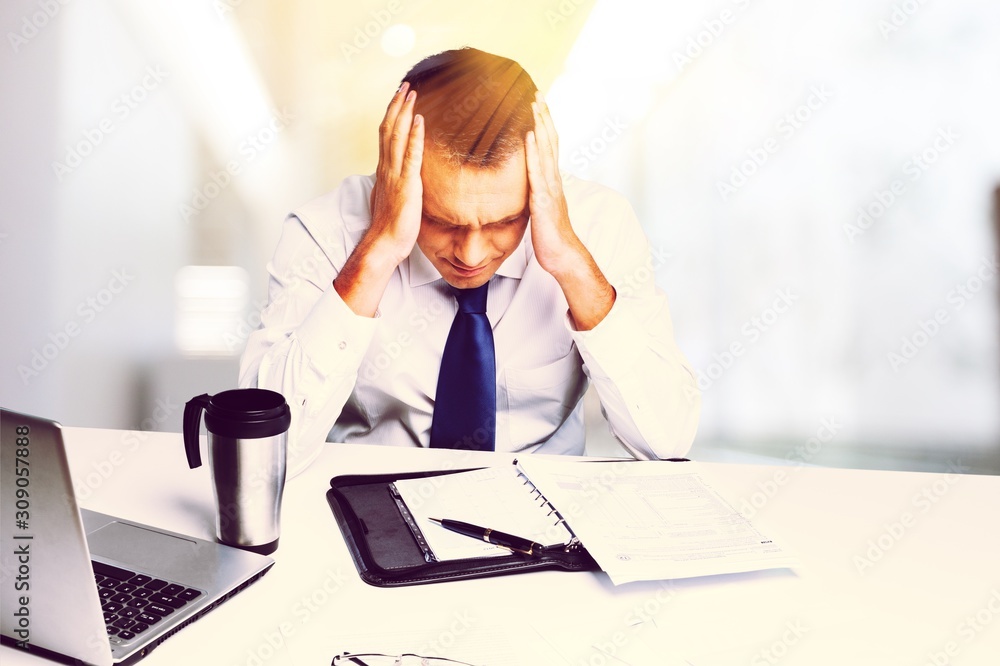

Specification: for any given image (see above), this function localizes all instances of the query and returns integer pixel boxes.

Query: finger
[379,82,409,166]
[531,100,555,171]
[401,113,424,181]
[388,89,417,175]
[531,102,558,186]
[524,130,548,209]
[379,82,408,166]
[525,130,540,186]
[535,91,559,158]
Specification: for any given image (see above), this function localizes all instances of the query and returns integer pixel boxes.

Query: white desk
[4,427,999,665]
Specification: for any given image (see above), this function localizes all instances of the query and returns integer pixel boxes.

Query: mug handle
[183,393,212,469]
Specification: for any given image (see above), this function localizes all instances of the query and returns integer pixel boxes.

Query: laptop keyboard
[92,560,203,644]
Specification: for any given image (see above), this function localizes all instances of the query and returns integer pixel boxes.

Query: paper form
[515,457,800,585]
[392,465,573,561]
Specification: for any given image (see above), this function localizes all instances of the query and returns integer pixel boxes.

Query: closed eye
[424,216,460,229]
[491,215,526,226]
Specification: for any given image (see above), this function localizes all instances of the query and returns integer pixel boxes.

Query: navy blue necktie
[429,281,496,450]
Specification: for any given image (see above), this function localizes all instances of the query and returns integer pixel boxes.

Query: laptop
[0,408,275,665]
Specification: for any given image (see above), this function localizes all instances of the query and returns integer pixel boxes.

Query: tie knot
[453,281,489,314]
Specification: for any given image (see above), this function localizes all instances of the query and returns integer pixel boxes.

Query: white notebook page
[392,465,573,560]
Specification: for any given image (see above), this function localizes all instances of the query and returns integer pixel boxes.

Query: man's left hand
[525,91,589,279]
[525,91,616,330]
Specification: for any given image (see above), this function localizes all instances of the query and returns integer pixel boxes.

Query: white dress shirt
[239,173,700,476]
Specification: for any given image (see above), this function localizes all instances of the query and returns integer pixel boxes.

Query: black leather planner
[326,468,599,587]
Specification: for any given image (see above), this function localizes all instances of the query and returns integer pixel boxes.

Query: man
[240,48,699,476]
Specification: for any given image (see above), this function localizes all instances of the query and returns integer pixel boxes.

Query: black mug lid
[204,388,290,439]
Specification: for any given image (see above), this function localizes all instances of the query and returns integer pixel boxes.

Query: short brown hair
[402,47,538,169]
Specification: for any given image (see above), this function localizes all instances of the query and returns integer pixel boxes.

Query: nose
[453,229,489,268]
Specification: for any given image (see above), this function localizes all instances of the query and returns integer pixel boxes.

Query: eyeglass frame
[331,651,482,666]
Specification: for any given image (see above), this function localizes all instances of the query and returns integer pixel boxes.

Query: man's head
[401,48,539,288]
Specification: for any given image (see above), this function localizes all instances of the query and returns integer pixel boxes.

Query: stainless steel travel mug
[183,389,291,555]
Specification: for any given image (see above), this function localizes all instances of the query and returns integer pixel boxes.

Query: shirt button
[338,341,347,350]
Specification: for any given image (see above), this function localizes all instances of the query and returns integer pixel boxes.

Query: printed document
[516,457,799,585]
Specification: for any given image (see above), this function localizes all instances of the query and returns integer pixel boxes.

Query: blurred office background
[1,0,998,473]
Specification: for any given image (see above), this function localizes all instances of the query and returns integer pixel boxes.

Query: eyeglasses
[331,652,482,666]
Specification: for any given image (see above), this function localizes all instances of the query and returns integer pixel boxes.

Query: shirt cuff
[567,299,645,381]
[294,285,378,376]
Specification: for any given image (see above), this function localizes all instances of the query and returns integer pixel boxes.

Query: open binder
[328,456,798,587]
[326,467,599,587]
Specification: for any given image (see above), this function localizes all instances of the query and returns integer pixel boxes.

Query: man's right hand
[368,82,425,264]
[334,83,424,317]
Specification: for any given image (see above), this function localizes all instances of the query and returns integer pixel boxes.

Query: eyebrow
[424,210,527,227]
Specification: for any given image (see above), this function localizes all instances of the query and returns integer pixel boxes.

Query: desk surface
[4,427,999,665]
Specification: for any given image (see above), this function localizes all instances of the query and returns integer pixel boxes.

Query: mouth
[448,261,489,278]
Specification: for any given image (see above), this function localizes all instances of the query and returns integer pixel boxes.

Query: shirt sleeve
[238,214,377,477]
[568,190,701,461]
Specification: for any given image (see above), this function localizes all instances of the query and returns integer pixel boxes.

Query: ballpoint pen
[428,518,543,556]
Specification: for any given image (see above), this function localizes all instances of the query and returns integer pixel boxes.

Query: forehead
[420,149,528,224]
